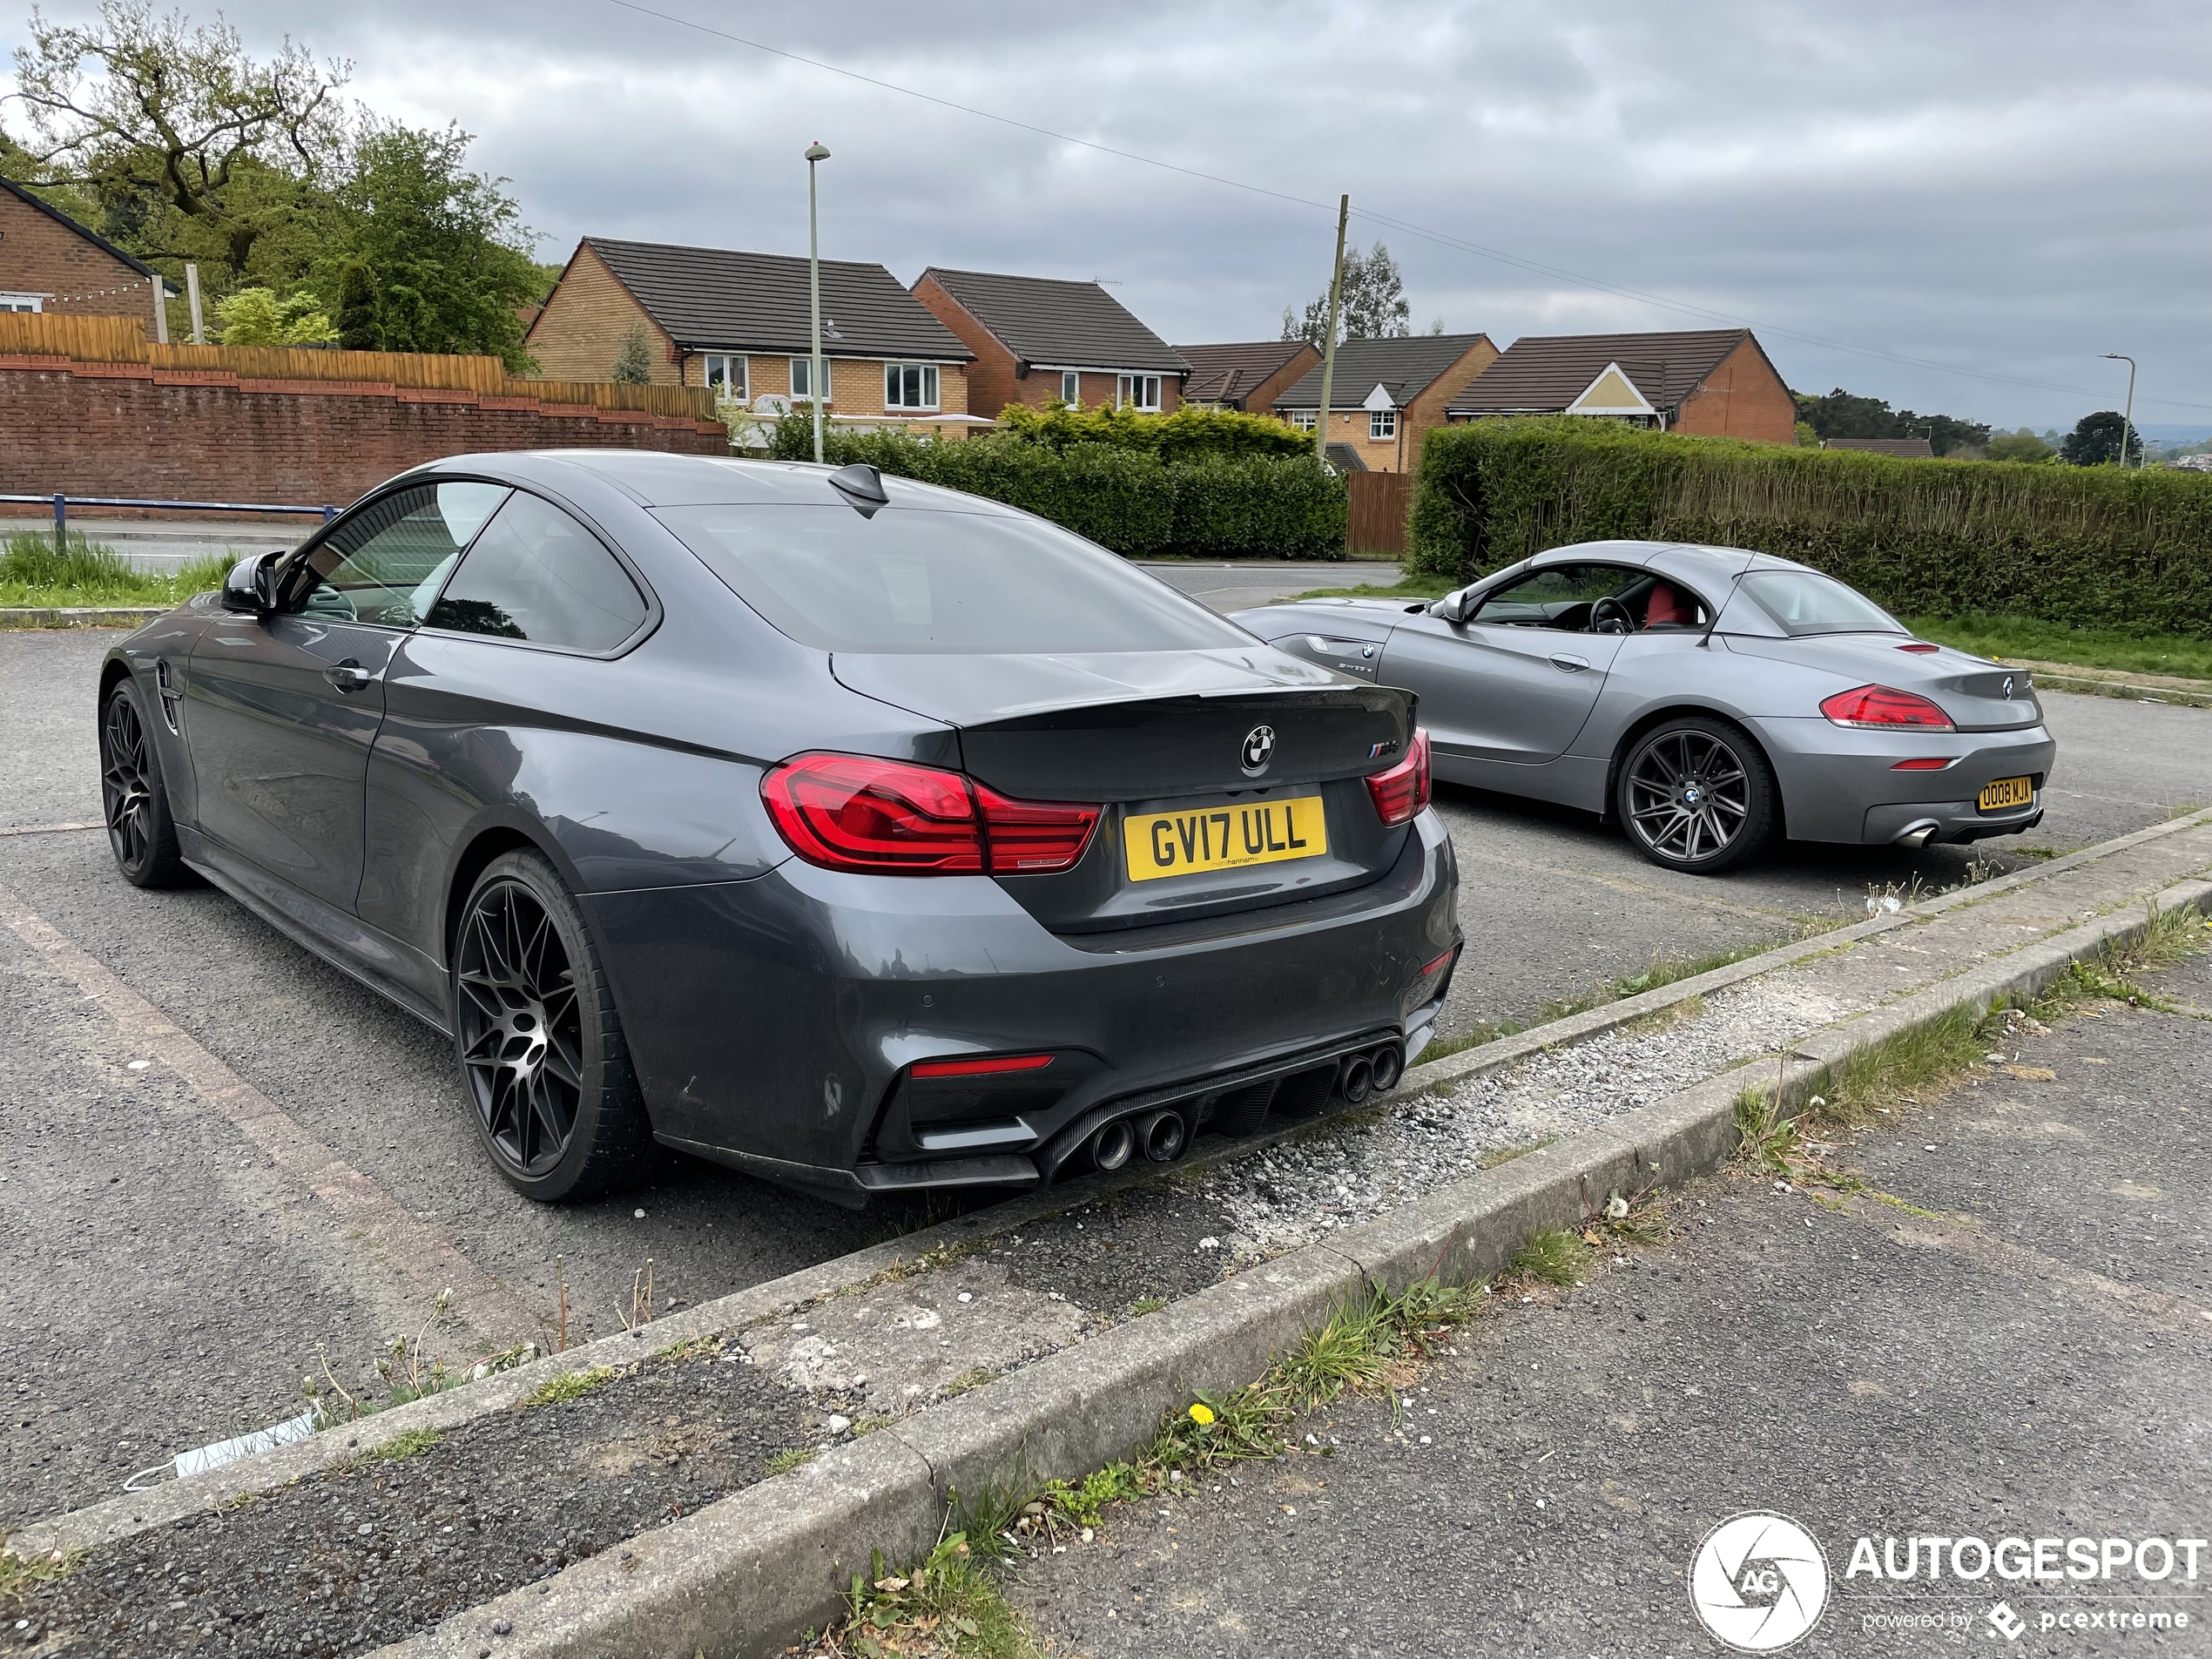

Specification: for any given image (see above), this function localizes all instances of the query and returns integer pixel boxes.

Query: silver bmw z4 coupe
[96,452,1460,1206]
[1238,539,2055,876]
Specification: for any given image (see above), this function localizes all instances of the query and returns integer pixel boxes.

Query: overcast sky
[10,1,2209,432]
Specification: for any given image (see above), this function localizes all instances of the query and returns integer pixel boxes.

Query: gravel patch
[991,1184,1245,1313]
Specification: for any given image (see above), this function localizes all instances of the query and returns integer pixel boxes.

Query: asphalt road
[3,620,2210,1523]
[1013,947,2212,1656]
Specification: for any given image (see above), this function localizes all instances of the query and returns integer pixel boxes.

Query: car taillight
[1819,685,1955,731]
[1366,728,1433,826]
[761,753,1099,875]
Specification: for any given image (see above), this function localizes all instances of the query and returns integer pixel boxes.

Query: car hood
[1723,632,2044,729]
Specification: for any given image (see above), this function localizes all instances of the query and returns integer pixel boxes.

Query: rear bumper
[1745,717,2057,846]
[582,809,1460,1203]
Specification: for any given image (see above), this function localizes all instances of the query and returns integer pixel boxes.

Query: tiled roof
[1176,339,1313,404]
[1447,328,1754,415]
[918,267,1187,374]
[1272,334,1495,411]
[1824,437,1934,458]
[583,238,972,361]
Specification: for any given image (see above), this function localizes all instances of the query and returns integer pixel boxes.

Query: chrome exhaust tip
[1339,1055,1373,1105]
[1092,1118,1136,1172]
[1367,1043,1403,1094]
[1138,1109,1186,1162]
[1894,820,1939,850]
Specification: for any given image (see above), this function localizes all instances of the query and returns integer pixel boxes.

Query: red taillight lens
[1896,642,1939,654]
[911,1053,1055,1078]
[1819,685,1955,731]
[1890,757,1953,771]
[974,784,1100,873]
[761,754,1100,875]
[1366,728,1433,826]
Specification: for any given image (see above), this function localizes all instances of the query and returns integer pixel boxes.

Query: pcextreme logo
[1689,1512,1831,1652]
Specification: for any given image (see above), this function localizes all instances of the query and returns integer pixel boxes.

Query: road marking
[0,882,538,1347]
[0,820,105,837]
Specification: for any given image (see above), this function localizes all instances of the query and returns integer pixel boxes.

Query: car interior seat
[1642,580,1692,629]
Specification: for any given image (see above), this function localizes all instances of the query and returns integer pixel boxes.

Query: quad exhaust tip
[1339,1055,1374,1104]
[1091,1118,1136,1172]
[1138,1109,1187,1163]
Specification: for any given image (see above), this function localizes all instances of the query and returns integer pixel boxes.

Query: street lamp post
[2101,353,2137,469]
[806,141,832,466]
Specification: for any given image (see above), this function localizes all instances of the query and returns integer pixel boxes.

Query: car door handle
[324,659,376,693]
[1548,653,1591,671]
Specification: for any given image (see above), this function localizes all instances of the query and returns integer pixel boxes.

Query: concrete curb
[0,607,165,628]
[378,873,2212,1659]
[2023,670,2212,711]
[15,807,2211,1563]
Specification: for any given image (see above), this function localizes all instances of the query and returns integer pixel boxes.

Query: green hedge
[766,417,1345,560]
[1407,418,2212,637]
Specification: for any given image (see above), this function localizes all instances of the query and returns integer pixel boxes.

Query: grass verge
[1291,574,1454,602]
[1904,613,2212,683]
[1,531,230,610]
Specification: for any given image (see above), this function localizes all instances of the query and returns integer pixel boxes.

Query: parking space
[3,622,2210,1519]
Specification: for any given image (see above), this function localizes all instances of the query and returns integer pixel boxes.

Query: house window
[884,362,940,410]
[1370,409,1398,440]
[703,354,747,401]
[0,293,43,313]
[791,357,827,403]
[1289,410,1318,432]
[1116,374,1162,412]
[1059,371,1080,405]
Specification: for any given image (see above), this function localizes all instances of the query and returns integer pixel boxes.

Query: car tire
[450,849,651,1202]
[99,676,191,888]
[1616,716,1777,876]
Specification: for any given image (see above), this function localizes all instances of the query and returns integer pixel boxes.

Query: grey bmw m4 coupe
[1238,539,2055,876]
[97,451,1460,1205]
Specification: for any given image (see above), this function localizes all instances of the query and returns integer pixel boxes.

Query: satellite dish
[754,394,792,416]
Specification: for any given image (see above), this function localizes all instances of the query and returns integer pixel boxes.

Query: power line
[606,0,2211,416]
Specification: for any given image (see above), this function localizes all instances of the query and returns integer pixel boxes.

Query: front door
[1380,563,1642,764]
[184,481,509,911]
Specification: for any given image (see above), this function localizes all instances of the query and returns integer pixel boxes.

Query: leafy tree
[333,257,377,349]
[1792,387,1990,456]
[7,1,347,280]
[212,285,335,345]
[611,325,654,385]
[2060,411,2141,467]
[1986,428,2055,463]
[1795,420,1820,448]
[1280,242,1412,346]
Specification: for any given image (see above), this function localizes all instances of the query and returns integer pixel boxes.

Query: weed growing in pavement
[1124,1295,1167,1317]
[1479,1136,1556,1170]
[1507,1227,1593,1288]
[519,1366,616,1408]
[368,1426,442,1462]
[0,1533,82,1613]
[766,1446,820,1477]
[799,1533,1035,1659]
[942,1366,999,1399]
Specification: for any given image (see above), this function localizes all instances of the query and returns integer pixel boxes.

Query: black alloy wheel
[452,850,650,1200]
[99,679,187,887]
[1619,716,1777,875]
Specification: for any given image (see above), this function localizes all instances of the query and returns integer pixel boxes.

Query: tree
[1791,387,1990,456]
[7,1,347,279]
[212,285,335,345]
[1280,242,1412,346]
[334,257,377,350]
[2060,411,2141,467]
[1986,428,2054,463]
[612,326,653,385]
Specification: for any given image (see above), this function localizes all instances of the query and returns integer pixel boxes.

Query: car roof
[411,449,1015,514]
[1528,539,1813,585]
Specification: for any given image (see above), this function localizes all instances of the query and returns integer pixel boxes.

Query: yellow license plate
[1978,776,2033,812]
[1123,795,1328,882]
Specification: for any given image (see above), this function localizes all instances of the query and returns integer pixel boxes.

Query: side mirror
[1429,590,1473,624]
[220,552,280,615]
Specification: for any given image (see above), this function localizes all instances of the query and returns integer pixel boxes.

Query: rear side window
[297,482,509,627]
[1738,570,1904,637]
[427,491,648,651]
[658,504,1249,654]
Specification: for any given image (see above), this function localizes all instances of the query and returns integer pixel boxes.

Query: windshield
[658,505,1251,655]
[1738,570,1905,637]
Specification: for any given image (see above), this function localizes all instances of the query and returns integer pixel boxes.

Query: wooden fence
[1346,469,1414,557]
[0,311,717,421]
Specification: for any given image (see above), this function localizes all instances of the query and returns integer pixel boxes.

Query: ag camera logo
[1689,1512,1831,1651]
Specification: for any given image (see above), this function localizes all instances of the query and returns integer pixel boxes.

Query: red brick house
[911,268,1190,417]
[1445,328,1794,442]
[1,177,172,327]
[1271,334,1500,473]
[1177,339,1319,415]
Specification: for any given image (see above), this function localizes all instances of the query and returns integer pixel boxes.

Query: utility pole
[806,142,832,465]
[1315,194,1349,467]
[2101,354,2137,468]
[185,263,205,345]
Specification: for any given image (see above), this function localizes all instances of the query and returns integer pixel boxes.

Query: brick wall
[1299,338,1501,474]
[1675,337,1795,443]
[0,189,163,327]
[909,276,1179,416]
[523,244,679,384]
[0,358,726,508]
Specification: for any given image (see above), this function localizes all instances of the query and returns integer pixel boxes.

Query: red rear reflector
[911,1054,1055,1078]
[1819,685,1955,731]
[1420,947,1457,977]
[1891,757,1953,771]
[1366,728,1433,826]
[1896,642,1940,654]
[762,754,1100,875]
